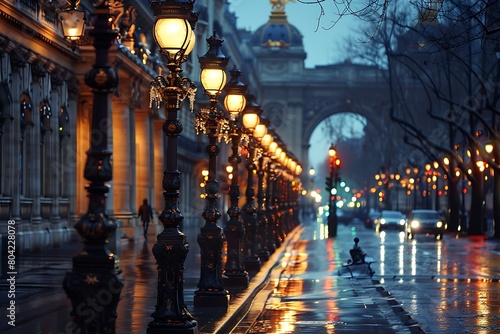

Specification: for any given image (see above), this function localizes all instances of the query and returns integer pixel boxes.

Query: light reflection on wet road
[373,230,500,333]
[240,220,500,334]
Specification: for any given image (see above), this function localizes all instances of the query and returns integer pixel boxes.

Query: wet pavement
[0,217,420,334]
[231,221,417,334]
[2,216,500,333]
[370,231,500,334]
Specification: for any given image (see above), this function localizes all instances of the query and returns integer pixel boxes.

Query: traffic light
[335,158,341,167]
[325,177,333,192]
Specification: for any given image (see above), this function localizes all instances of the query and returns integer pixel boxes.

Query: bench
[343,238,375,277]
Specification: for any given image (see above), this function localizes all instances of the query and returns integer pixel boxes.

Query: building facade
[0,0,397,253]
[0,0,278,252]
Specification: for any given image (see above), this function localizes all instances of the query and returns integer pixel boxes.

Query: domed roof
[250,9,303,48]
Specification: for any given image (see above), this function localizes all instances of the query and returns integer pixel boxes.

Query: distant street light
[222,68,249,287]
[241,94,263,272]
[194,32,230,309]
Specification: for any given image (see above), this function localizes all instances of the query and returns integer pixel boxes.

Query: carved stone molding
[129,77,142,109]
[0,35,15,56]
[9,46,29,72]
[66,75,80,100]
[50,68,65,87]
[0,10,79,58]
[31,57,48,81]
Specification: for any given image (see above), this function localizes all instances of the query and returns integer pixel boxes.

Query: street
[370,229,500,333]
[233,218,500,334]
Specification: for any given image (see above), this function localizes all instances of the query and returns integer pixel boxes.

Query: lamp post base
[147,321,198,334]
[63,248,123,334]
[258,251,270,262]
[194,291,230,309]
[223,272,249,287]
[244,257,262,272]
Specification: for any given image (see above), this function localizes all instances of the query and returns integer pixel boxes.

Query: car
[375,210,406,232]
[406,209,445,240]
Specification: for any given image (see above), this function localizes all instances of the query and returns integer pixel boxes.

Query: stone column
[135,109,153,214]
[48,68,64,224]
[62,75,79,229]
[1,45,17,220]
[75,93,91,221]
[7,47,28,222]
[153,119,164,222]
[28,57,47,224]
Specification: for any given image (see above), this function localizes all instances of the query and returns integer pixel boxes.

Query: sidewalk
[1,219,422,333]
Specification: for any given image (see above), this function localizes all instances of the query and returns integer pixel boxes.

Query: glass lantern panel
[200,68,226,96]
[154,18,192,54]
[253,123,267,139]
[59,10,85,40]
[242,113,259,130]
[224,94,246,116]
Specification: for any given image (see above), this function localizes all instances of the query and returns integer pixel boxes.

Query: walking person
[138,198,154,238]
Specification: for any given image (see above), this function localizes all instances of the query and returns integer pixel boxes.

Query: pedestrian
[138,198,154,238]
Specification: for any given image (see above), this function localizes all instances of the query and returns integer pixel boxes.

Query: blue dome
[251,9,303,48]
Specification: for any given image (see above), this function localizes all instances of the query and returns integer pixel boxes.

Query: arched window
[20,92,33,131]
[58,106,70,138]
[0,82,12,132]
[40,100,52,137]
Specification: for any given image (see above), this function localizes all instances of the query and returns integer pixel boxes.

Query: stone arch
[302,99,385,151]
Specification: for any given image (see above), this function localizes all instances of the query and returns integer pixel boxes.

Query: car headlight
[411,220,420,228]
[399,219,406,225]
[380,218,386,225]
[437,221,443,228]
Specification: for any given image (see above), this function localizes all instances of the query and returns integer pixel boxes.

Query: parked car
[406,209,445,240]
[375,210,406,232]
[364,210,380,229]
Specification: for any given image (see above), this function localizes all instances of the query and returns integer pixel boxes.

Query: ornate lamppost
[62,0,123,332]
[222,68,249,287]
[240,94,262,271]
[194,32,230,308]
[277,148,291,233]
[260,131,276,254]
[147,0,198,332]
[254,119,271,262]
[267,140,282,248]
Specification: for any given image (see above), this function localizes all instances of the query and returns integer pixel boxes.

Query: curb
[371,279,426,333]
[204,225,304,334]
